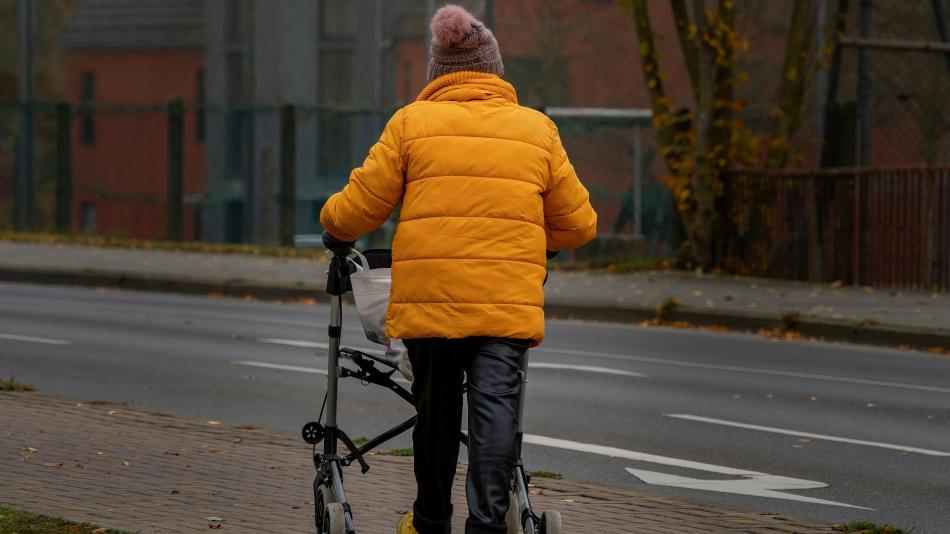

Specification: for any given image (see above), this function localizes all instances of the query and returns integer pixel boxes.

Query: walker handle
[322,231,354,255]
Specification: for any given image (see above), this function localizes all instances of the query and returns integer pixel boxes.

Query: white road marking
[665,414,950,457]
[0,333,72,345]
[529,363,646,378]
[534,346,950,394]
[256,339,644,378]
[231,360,410,384]
[258,338,329,349]
[232,361,327,375]
[522,434,871,509]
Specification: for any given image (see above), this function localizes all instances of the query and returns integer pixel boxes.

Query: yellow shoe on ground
[397,512,417,534]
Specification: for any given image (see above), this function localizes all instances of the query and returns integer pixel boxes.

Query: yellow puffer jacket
[320,72,597,343]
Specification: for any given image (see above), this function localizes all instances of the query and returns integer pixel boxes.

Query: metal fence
[2,100,678,256]
[722,166,950,290]
[0,101,388,244]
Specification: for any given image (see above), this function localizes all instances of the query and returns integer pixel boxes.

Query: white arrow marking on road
[0,333,72,345]
[522,434,871,509]
[623,468,871,509]
[665,414,950,457]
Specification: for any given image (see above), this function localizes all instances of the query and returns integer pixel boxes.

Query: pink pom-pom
[431,4,478,45]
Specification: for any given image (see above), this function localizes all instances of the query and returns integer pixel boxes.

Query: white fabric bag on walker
[349,251,413,381]
[349,250,390,345]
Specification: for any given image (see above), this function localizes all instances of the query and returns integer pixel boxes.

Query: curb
[3,266,948,351]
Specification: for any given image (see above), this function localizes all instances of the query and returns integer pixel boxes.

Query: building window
[320,0,358,39]
[80,202,96,234]
[318,50,353,105]
[80,71,95,144]
[195,69,206,142]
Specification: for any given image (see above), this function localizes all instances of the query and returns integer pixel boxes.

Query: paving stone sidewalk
[0,392,836,534]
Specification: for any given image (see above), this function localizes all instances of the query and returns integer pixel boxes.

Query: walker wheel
[303,421,325,444]
[505,490,520,533]
[315,483,334,531]
[324,502,346,534]
[540,511,561,534]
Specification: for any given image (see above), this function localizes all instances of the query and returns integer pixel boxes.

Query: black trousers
[406,338,529,534]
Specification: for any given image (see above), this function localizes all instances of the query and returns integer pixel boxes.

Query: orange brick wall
[64,49,206,240]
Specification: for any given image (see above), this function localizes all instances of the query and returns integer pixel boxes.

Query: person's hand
[322,231,354,254]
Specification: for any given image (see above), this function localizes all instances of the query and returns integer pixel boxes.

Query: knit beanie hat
[427,4,504,82]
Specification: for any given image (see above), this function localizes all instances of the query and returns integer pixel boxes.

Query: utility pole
[425,0,435,60]
[15,0,35,232]
[484,0,495,30]
[857,0,872,166]
[815,0,828,152]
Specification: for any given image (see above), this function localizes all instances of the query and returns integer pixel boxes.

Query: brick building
[61,0,206,239]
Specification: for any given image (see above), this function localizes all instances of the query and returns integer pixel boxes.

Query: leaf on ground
[121,460,130,467]
[208,448,220,454]
[107,410,119,415]
[207,420,221,426]
[92,528,109,533]
[231,438,242,443]
[43,462,63,467]
[23,446,38,453]
[204,516,224,522]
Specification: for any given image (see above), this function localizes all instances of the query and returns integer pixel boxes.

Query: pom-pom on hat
[427,4,504,82]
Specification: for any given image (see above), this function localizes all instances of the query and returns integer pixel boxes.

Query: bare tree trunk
[671,0,700,99]
[689,0,718,267]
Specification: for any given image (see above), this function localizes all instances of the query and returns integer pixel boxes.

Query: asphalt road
[2,281,948,532]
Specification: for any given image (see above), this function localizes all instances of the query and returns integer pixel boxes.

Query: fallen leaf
[204,516,224,522]
[107,410,119,415]
[43,462,63,468]
[207,421,221,426]
[232,438,242,443]
[121,460,130,467]
[171,490,180,494]
[93,529,109,534]
[560,499,574,503]
[23,446,38,453]
[209,524,222,529]
[96,451,104,455]
[208,448,220,454]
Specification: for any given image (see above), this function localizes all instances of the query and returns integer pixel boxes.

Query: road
[1,281,948,532]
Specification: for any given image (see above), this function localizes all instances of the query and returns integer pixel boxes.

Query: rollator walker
[301,245,563,534]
